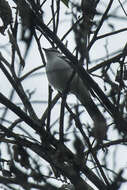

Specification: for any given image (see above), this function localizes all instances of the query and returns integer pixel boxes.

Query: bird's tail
[75,91,107,142]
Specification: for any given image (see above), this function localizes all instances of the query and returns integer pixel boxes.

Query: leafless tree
[0,0,127,189]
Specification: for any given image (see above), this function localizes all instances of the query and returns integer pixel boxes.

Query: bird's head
[43,48,60,59]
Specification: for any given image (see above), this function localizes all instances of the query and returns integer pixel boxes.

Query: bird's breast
[46,58,73,92]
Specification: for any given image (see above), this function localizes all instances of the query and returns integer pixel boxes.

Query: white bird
[43,48,107,142]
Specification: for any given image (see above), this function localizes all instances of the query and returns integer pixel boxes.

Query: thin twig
[88,0,114,50]
[96,27,127,40]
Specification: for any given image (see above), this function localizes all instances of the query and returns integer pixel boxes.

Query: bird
[43,48,107,142]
